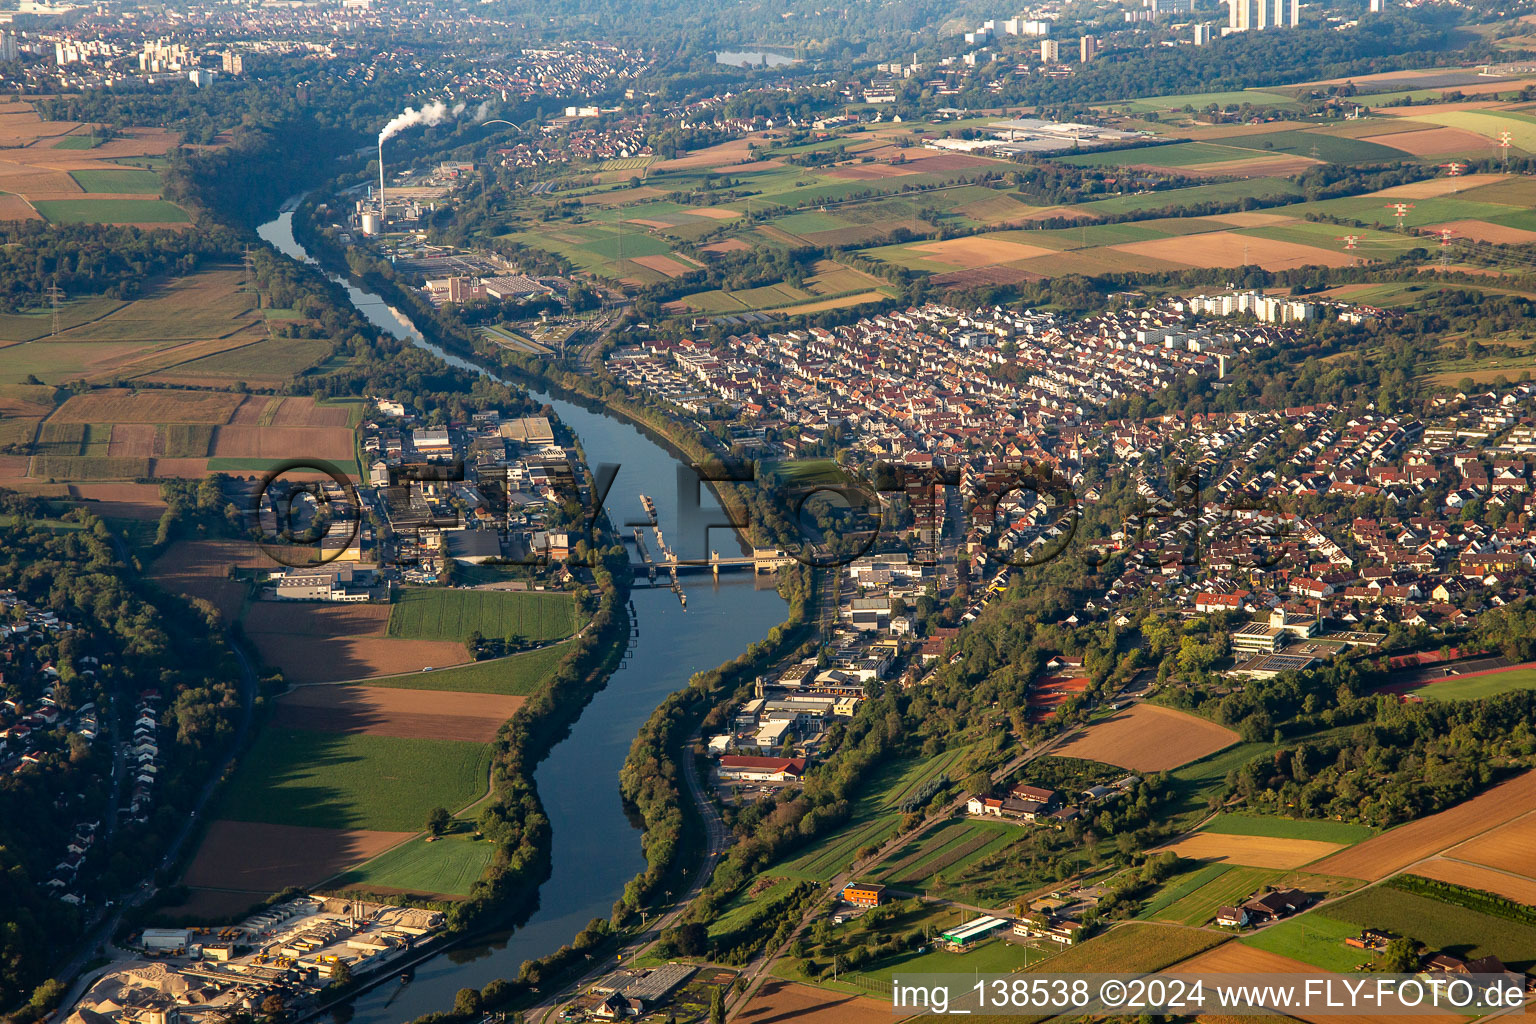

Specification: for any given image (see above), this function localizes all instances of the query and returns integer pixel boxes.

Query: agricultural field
[1408,859,1536,905]
[1241,911,1389,973]
[328,827,498,898]
[1442,811,1536,880]
[775,747,965,881]
[1152,831,1346,869]
[1169,941,1467,1024]
[1309,770,1536,880]
[1050,704,1237,771]
[386,588,582,643]
[736,980,888,1024]
[34,198,188,224]
[869,819,1018,892]
[216,728,491,832]
[355,644,568,695]
[1148,865,1284,927]
[68,168,162,194]
[1031,922,1225,974]
[1326,885,1536,971]
[272,684,524,742]
[180,820,413,898]
[1202,813,1379,845]
[242,600,473,683]
[0,104,182,224]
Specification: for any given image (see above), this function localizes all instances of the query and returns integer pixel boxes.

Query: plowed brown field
[1309,771,1536,881]
[274,685,523,741]
[1052,704,1238,771]
[182,819,412,893]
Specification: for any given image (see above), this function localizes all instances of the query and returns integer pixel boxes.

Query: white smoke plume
[473,101,491,122]
[378,101,456,142]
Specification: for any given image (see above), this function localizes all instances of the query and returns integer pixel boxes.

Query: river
[256,208,786,1023]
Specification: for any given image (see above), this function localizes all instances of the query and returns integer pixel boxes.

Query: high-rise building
[1040,38,1059,61]
[221,51,244,74]
[1079,34,1098,62]
[1369,0,1384,11]
[1227,0,1250,31]
[1193,22,1211,44]
[0,31,18,62]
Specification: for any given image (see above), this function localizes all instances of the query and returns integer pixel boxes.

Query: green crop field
[858,935,1045,984]
[0,297,126,342]
[34,199,189,224]
[1327,886,1536,970]
[1138,862,1232,919]
[1121,88,1299,112]
[387,588,581,643]
[356,644,566,695]
[1152,865,1284,927]
[52,135,103,149]
[1219,130,1405,164]
[1410,666,1536,701]
[331,829,496,896]
[1054,142,1258,168]
[218,729,492,832]
[1074,178,1302,216]
[68,168,163,194]
[1202,813,1378,845]
[1241,912,1375,972]
[157,338,332,383]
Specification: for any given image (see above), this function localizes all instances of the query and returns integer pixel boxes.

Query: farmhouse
[1239,887,1311,924]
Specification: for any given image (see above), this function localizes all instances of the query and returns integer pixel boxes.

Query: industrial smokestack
[378,138,385,216]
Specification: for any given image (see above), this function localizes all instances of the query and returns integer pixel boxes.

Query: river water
[256,209,786,1023]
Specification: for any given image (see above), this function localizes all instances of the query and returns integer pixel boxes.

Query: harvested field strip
[1152,832,1344,869]
[1409,859,1536,906]
[1050,703,1237,771]
[273,684,524,743]
[51,388,243,424]
[1308,770,1536,880]
[182,820,414,893]
[1445,810,1536,877]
